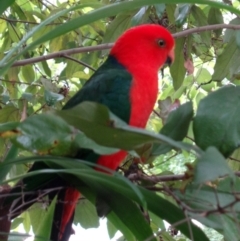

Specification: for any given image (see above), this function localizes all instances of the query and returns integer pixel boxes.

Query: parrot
[0,24,174,241]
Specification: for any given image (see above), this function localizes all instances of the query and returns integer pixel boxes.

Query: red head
[110,24,175,74]
[110,25,174,128]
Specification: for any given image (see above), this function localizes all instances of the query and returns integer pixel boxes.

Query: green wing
[63,55,132,123]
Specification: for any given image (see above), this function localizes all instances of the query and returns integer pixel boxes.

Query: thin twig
[128,173,186,183]
[63,55,96,71]
[0,78,41,86]
[173,23,240,38]
[34,103,47,114]
[153,109,161,119]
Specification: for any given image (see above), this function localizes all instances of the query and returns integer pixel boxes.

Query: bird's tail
[50,187,80,241]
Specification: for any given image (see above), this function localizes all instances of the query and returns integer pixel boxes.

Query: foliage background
[1,0,240,241]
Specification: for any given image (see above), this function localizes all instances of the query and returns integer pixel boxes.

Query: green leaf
[41,77,59,92]
[22,211,31,233]
[195,68,212,84]
[102,13,132,44]
[11,217,24,230]
[65,56,85,79]
[131,6,148,26]
[192,34,213,62]
[107,219,118,239]
[223,18,240,43]
[228,148,240,171]
[49,35,64,52]
[236,30,240,49]
[0,19,7,34]
[8,25,21,43]
[194,147,234,184]
[107,212,135,241]
[0,144,18,182]
[101,189,156,241]
[0,121,19,134]
[222,217,240,241]
[28,203,49,234]
[21,65,35,82]
[56,102,195,153]
[21,92,34,102]
[75,132,119,155]
[11,2,27,20]
[34,196,56,241]
[166,4,176,24]
[175,4,192,27]
[191,5,211,46]
[152,102,193,155]
[0,106,20,123]
[185,34,193,59]
[44,90,64,106]
[13,113,76,156]
[0,0,15,16]
[154,4,166,17]
[207,7,223,38]
[149,211,165,231]
[74,199,100,229]
[170,37,186,90]
[41,61,52,77]
[212,37,240,81]
[193,86,240,157]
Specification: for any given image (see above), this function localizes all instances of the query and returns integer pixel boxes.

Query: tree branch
[0,17,41,25]
[128,173,187,183]
[173,23,240,38]
[128,171,240,183]
[10,24,240,68]
[12,43,114,67]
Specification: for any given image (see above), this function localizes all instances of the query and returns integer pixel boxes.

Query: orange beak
[169,47,175,64]
[166,47,175,66]
[161,48,175,77]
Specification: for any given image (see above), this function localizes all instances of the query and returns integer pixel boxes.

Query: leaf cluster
[1,1,240,241]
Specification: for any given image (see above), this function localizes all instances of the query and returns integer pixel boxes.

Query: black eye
[157,39,165,47]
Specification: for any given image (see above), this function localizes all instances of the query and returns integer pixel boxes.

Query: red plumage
[60,24,175,240]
